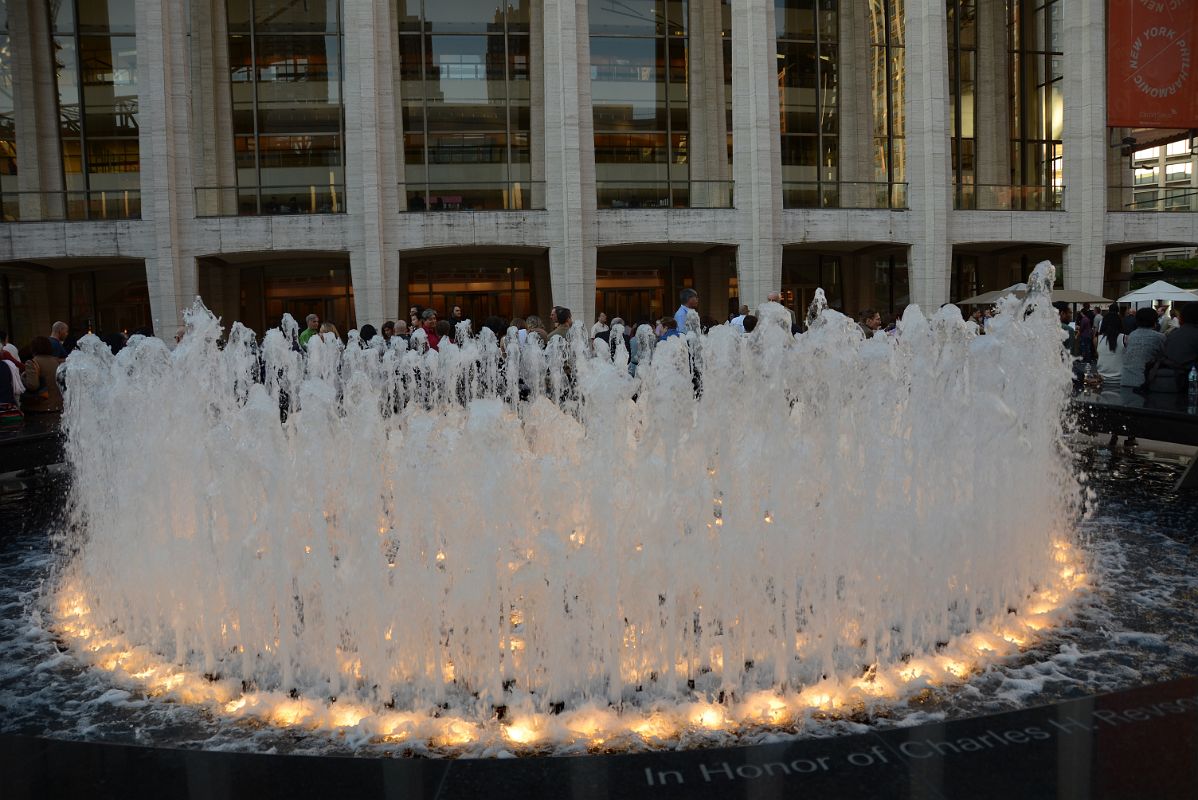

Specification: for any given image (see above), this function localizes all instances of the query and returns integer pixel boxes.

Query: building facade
[0,0,1196,343]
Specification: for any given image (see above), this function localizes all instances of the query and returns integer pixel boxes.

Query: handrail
[0,190,141,222]
[195,185,346,217]
[952,184,1064,211]
[1108,186,1198,212]
[782,181,907,210]
[596,180,734,209]
[402,181,545,212]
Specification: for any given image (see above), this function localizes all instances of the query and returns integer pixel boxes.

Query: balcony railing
[0,190,141,222]
[404,181,545,211]
[1109,186,1198,212]
[596,181,734,210]
[953,184,1064,211]
[195,185,346,217]
[782,181,907,210]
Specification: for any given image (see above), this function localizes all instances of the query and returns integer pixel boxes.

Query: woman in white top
[1095,313,1126,385]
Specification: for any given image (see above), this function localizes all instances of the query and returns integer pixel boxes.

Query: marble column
[904,0,953,311]
[688,0,731,209]
[974,0,1011,191]
[837,0,877,206]
[9,0,65,220]
[541,0,597,322]
[731,0,783,307]
[136,0,197,335]
[189,0,237,217]
[1061,0,1106,293]
[343,0,402,327]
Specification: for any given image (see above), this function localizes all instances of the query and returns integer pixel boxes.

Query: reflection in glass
[0,16,16,220]
[948,0,976,208]
[226,0,345,215]
[399,1,532,211]
[406,256,546,320]
[869,0,905,189]
[778,1,839,207]
[1009,0,1062,209]
[51,0,140,219]
[590,0,726,208]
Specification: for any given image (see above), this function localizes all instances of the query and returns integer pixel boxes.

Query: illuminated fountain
[49,262,1084,754]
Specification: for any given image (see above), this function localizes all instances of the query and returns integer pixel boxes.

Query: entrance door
[596,288,662,325]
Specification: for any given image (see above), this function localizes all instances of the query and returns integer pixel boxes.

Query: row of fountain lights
[52,540,1085,754]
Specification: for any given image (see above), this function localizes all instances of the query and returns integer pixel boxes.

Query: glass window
[1165,162,1192,181]
[52,1,140,218]
[227,1,346,214]
[1165,139,1190,156]
[399,1,534,210]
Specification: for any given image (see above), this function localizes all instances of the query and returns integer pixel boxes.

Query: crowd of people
[1060,300,1198,394]
[4,289,1195,429]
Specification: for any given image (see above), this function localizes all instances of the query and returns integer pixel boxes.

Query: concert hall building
[0,0,1195,341]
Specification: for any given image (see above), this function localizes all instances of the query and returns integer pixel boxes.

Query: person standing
[1077,309,1093,362]
[859,309,882,339]
[1152,301,1198,392]
[549,307,572,340]
[675,289,699,333]
[421,309,441,350]
[22,337,63,413]
[1121,307,1166,389]
[1095,313,1126,385]
[591,312,609,338]
[730,304,750,332]
[299,314,320,348]
[1,330,19,361]
[49,321,68,358]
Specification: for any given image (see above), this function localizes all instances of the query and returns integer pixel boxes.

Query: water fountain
[28,261,1095,755]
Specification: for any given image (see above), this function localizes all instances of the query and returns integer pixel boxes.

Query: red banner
[1108,0,1198,128]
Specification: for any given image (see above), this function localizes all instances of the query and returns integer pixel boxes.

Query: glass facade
[0,5,15,221]
[947,0,975,207]
[398,0,532,211]
[227,0,346,215]
[868,0,905,196]
[406,256,547,320]
[52,0,141,219]
[777,0,839,208]
[1008,0,1062,210]
[68,263,151,335]
[595,255,694,324]
[590,0,731,209]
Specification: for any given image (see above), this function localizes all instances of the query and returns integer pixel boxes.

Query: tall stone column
[189,0,237,216]
[904,0,953,311]
[541,0,597,322]
[529,1,546,211]
[136,0,197,335]
[1061,0,1106,293]
[837,0,876,203]
[9,0,65,220]
[731,0,782,306]
[974,0,1011,191]
[343,0,402,328]
[688,0,731,208]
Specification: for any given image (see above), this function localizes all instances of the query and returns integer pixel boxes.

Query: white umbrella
[1117,280,1198,304]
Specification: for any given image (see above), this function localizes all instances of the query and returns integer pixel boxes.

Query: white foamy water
[46,262,1084,751]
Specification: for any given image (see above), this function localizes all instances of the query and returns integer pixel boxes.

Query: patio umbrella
[1050,289,1112,304]
[1117,280,1198,304]
[956,284,1028,305]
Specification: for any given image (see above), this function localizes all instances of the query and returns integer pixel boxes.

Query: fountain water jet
[50,262,1084,752]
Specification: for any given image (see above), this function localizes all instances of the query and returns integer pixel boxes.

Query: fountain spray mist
[51,262,1081,745]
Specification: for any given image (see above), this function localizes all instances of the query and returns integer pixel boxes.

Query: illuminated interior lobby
[0,0,1196,342]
